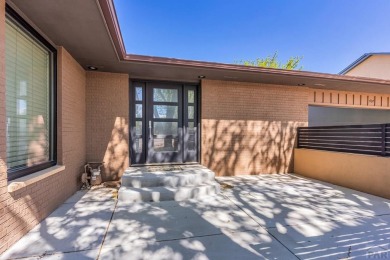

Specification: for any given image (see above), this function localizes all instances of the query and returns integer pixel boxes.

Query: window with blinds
[5,14,55,179]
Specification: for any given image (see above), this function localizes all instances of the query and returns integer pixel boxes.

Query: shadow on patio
[218,174,390,259]
[1,174,390,259]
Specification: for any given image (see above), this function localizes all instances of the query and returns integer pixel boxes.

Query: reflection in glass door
[147,83,183,163]
[130,81,198,164]
[184,86,198,162]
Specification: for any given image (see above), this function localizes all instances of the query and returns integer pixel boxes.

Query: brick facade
[85,77,309,178]
[201,79,308,176]
[86,71,129,181]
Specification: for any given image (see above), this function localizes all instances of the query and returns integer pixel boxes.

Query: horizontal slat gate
[297,124,390,157]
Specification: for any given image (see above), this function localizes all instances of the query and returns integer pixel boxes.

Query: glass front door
[130,81,198,164]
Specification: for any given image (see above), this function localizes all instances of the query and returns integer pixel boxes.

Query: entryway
[130,81,199,165]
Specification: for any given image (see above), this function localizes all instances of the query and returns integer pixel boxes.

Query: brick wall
[0,38,86,254]
[201,79,308,176]
[57,46,87,186]
[86,71,129,181]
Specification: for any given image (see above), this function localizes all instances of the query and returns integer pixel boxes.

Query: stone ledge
[7,165,66,193]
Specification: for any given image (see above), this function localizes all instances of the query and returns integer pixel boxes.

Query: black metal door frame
[183,85,198,162]
[146,82,183,163]
[130,80,199,165]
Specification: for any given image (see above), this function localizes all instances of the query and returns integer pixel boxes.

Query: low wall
[201,79,308,176]
[294,148,390,199]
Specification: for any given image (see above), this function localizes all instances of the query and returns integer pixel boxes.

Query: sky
[114,0,390,74]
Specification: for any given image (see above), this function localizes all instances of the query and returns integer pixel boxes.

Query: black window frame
[5,4,57,181]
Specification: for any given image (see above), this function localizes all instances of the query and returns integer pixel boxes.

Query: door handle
[149,120,152,128]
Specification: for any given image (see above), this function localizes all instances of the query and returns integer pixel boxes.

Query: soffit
[8,0,390,94]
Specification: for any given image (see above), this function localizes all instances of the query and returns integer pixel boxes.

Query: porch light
[198,75,206,79]
[87,66,98,70]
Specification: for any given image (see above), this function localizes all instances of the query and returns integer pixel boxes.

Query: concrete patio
[1,174,390,260]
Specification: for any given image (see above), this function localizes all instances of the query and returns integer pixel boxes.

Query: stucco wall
[201,79,308,176]
[294,148,390,199]
[345,55,390,80]
[86,71,129,181]
[309,106,390,126]
[309,88,390,110]
[0,44,86,254]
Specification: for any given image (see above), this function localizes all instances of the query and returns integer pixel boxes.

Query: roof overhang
[339,52,390,75]
[8,0,390,94]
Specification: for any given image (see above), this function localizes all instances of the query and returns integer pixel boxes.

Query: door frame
[146,82,183,164]
[129,79,201,166]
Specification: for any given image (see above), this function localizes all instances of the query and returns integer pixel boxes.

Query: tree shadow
[1,150,85,255]
[0,186,294,259]
[202,119,305,176]
[0,187,117,259]
[218,174,390,259]
[2,176,390,259]
[100,195,293,259]
[96,117,129,181]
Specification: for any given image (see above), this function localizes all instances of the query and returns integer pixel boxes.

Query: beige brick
[86,71,129,181]
[201,79,308,176]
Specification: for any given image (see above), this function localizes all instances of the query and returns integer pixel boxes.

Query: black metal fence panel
[297,124,390,157]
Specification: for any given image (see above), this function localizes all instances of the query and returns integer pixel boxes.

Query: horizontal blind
[5,18,51,169]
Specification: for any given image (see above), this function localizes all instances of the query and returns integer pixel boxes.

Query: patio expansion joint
[374,213,390,217]
[99,232,230,252]
[221,193,302,260]
[154,232,225,243]
[6,248,99,260]
[96,198,119,259]
[95,197,267,254]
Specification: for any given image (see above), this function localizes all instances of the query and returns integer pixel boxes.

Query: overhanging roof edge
[98,0,390,87]
[339,52,390,75]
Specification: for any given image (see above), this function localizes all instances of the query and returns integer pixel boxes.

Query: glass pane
[188,122,196,134]
[135,87,142,101]
[154,122,178,136]
[135,121,142,135]
[134,136,143,153]
[153,105,178,119]
[188,140,196,151]
[188,106,195,120]
[153,137,179,152]
[17,99,27,115]
[135,104,142,118]
[6,19,51,169]
[153,88,178,102]
[187,122,196,151]
[188,90,195,103]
